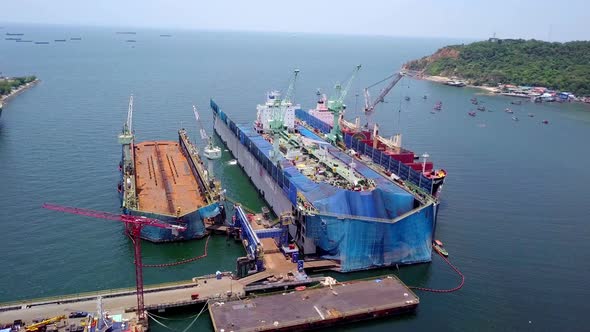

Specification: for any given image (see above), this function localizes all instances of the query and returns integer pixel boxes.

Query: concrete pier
[210,276,419,332]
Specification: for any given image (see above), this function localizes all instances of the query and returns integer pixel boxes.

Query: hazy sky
[3,0,589,41]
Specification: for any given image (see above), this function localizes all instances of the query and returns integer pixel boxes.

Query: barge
[118,96,225,242]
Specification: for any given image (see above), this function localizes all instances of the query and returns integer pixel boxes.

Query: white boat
[203,142,222,159]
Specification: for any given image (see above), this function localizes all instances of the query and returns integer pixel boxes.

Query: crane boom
[364,72,403,114]
[326,65,361,144]
[43,203,187,324]
[42,203,185,230]
[124,95,133,134]
[282,69,300,106]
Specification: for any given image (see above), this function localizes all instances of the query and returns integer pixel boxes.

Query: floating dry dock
[209,276,419,332]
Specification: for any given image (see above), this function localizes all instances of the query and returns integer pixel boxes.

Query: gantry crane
[326,65,361,144]
[42,203,186,323]
[364,71,404,127]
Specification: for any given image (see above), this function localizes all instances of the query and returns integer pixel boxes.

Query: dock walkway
[0,276,242,324]
[210,276,419,331]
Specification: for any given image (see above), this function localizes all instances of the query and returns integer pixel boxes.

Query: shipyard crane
[269,69,299,161]
[364,71,403,127]
[326,65,361,144]
[42,203,186,323]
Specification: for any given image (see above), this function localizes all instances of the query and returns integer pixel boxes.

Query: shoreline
[0,78,40,104]
[410,74,499,94]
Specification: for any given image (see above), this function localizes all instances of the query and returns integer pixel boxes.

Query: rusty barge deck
[209,276,419,331]
[134,140,205,216]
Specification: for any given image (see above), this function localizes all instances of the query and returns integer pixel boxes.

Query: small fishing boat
[505,108,513,114]
[423,95,428,99]
[433,243,448,257]
[512,116,519,121]
[542,120,549,124]
[511,100,522,105]
[528,113,535,117]
[405,96,411,101]
[430,111,436,114]
[468,111,476,117]
[477,106,486,111]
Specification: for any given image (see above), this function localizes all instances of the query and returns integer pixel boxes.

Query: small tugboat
[468,111,476,117]
[433,242,448,257]
[505,108,514,114]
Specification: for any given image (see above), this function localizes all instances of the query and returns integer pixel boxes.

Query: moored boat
[432,243,448,257]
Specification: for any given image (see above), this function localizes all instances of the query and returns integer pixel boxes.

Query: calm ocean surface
[1,24,589,331]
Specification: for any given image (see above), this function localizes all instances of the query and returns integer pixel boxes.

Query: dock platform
[209,276,419,331]
[0,275,241,327]
[134,141,205,215]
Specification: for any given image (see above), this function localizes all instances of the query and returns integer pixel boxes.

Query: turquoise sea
[1,24,589,331]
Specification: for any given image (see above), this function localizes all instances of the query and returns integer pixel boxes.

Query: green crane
[326,65,361,144]
[269,69,299,162]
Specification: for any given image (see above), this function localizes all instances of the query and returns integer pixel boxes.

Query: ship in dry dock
[118,96,225,242]
[211,68,443,272]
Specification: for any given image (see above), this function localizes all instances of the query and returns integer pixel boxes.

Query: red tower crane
[42,203,186,322]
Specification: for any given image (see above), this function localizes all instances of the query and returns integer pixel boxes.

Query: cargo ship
[118,96,225,242]
[306,71,446,198]
[210,70,441,272]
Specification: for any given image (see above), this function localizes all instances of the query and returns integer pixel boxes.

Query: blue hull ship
[211,94,440,272]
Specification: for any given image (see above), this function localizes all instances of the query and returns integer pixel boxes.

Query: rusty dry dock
[209,276,418,331]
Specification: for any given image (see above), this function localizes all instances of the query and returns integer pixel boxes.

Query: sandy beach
[413,74,499,94]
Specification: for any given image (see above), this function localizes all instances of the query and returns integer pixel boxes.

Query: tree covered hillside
[404,39,590,96]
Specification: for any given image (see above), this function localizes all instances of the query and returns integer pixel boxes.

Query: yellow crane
[25,315,66,332]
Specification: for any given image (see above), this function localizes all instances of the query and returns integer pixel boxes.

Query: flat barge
[209,276,419,331]
[118,96,225,242]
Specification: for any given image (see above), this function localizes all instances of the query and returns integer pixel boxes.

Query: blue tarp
[212,101,435,271]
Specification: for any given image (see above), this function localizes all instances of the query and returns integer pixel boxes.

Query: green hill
[404,39,590,96]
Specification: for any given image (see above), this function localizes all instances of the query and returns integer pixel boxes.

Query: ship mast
[327,65,361,144]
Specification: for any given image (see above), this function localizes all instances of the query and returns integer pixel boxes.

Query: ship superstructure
[211,70,440,272]
[118,96,225,242]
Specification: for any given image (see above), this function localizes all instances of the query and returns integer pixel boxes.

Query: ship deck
[134,141,205,216]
